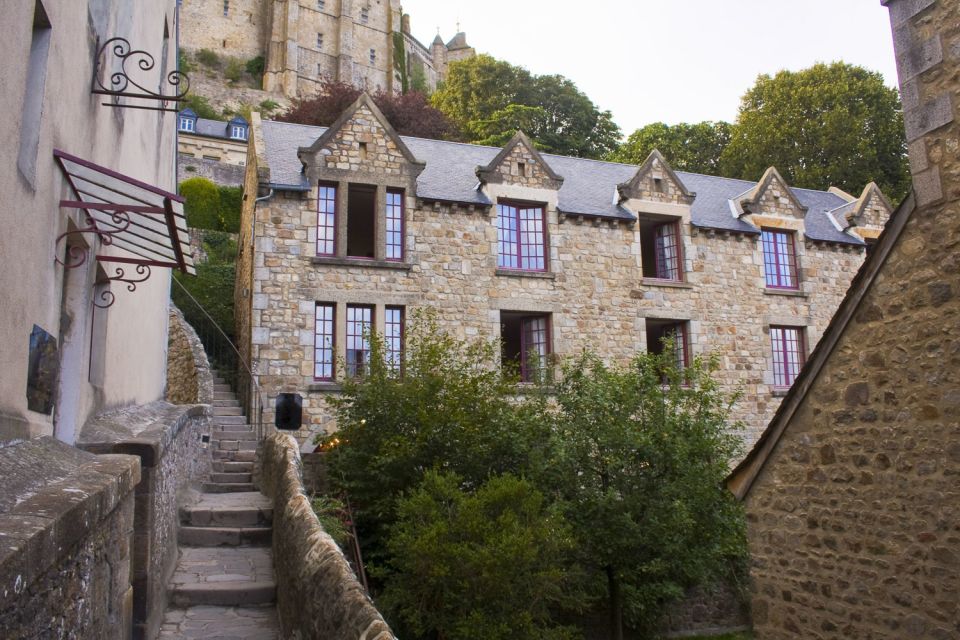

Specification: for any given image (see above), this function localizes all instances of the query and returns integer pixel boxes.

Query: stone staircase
[158,375,280,639]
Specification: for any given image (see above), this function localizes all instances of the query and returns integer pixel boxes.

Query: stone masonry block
[883,0,936,27]
[908,138,930,174]
[904,93,955,142]
[913,167,944,207]
[252,327,270,345]
[896,35,943,82]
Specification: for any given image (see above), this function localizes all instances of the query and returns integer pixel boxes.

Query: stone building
[0,1,211,638]
[726,0,960,637]
[235,94,892,450]
[177,109,250,185]
[179,0,475,99]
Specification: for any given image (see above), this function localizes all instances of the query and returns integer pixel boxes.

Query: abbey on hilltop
[179,0,475,98]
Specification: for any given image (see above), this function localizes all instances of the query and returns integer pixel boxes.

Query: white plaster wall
[0,0,180,444]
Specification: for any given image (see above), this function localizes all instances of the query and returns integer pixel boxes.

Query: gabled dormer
[835,182,893,231]
[178,108,197,133]
[297,93,425,182]
[735,166,807,221]
[617,149,694,206]
[475,131,564,191]
[228,115,249,141]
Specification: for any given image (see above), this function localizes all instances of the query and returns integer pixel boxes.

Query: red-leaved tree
[277,81,460,141]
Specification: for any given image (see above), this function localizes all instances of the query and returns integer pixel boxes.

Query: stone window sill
[495,268,555,280]
[641,278,693,289]
[764,288,807,298]
[308,382,344,392]
[311,256,412,271]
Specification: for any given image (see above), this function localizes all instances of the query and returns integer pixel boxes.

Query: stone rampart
[0,437,140,640]
[167,304,215,405]
[256,433,395,640]
[78,402,212,640]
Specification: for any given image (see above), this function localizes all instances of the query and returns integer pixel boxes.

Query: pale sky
[403,0,899,136]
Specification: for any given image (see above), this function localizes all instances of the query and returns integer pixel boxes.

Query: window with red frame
[497,203,546,271]
[501,312,550,382]
[317,184,337,256]
[314,303,335,380]
[385,190,403,260]
[761,229,799,289]
[639,218,683,281]
[345,305,373,377]
[770,325,805,387]
[385,305,404,372]
[645,318,690,372]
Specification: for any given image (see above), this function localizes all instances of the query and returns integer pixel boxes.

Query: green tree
[720,61,909,200]
[379,471,580,640]
[609,121,732,175]
[432,55,621,158]
[180,177,222,229]
[321,311,548,558]
[218,185,243,233]
[546,350,747,639]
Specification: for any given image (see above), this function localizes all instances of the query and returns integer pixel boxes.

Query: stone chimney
[882,0,958,207]
[401,13,411,35]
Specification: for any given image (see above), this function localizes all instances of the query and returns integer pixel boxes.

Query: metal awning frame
[91,37,190,113]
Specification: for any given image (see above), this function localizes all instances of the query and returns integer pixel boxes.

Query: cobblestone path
[158,375,279,639]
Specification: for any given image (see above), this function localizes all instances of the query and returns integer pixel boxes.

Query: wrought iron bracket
[55,210,132,269]
[91,37,189,112]
[92,261,152,309]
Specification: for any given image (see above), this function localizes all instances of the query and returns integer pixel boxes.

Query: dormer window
[228,117,248,141]
[177,109,197,133]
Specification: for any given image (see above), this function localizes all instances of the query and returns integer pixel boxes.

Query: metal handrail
[171,277,266,441]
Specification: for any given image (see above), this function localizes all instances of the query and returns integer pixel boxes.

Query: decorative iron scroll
[92,264,152,309]
[55,211,132,269]
[91,37,189,112]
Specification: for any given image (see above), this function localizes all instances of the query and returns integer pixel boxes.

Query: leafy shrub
[246,55,266,77]
[259,99,280,115]
[196,48,220,68]
[180,177,222,230]
[172,262,235,338]
[224,57,245,83]
[182,94,220,120]
[218,186,243,233]
[177,50,194,73]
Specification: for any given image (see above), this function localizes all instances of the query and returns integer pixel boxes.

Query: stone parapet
[257,433,395,640]
[79,402,212,640]
[167,304,215,405]
[0,437,140,640]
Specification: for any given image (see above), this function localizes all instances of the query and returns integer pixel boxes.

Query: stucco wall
[0,0,180,445]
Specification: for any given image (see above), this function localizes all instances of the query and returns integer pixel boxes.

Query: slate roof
[259,119,868,245]
[189,117,247,141]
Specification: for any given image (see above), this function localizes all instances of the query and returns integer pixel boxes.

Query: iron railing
[171,277,265,441]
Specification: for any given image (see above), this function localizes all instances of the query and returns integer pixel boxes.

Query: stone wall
[166,305,215,405]
[659,582,751,638]
[734,1,960,637]
[180,0,266,60]
[179,153,247,187]
[256,433,395,639]
[78,402,212,640]
[0,438,140,640]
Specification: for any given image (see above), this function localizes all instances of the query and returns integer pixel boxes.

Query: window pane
[521,316,548,382]
[385,306,404,372]
[386,190,403,260]
[654,222,680,280]
[771,326,804,387]
[497,204,519,268]
[317,184,336,255]
[346,305,373,377]
[762,230,798,289]
[498,204,545,271]
[314,304,335,379]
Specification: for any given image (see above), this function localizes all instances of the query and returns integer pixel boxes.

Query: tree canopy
[431,55,621,158]
[278,81,459,141]
[719,62,909,200]
[607,121,732,176]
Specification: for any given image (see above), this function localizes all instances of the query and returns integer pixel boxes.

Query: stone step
[157,604,279,640]
[217,423,253,432]
[214,406,243,416]
[213,432,258,443]
[212,449,257,462]
[203,482,257,493]
[170,581,276,607]
[178,525,272,547]
[213,392,236,401]
[210,472,253,484]
[215,415,249,426]
[180,492,272,527]
[214,399,240,408]
[212,441,259,453]
[169,547,276,607]
[213,383,232,392]
[213,461,254,473]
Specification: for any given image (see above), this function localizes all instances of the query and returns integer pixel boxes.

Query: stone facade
[166,305,215,405]
[180,0,474,99]
[0,438,140,640]
[78,402,212,640]
[237,97,892,451]
[727,1,960,638]
[256,433,395,639]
